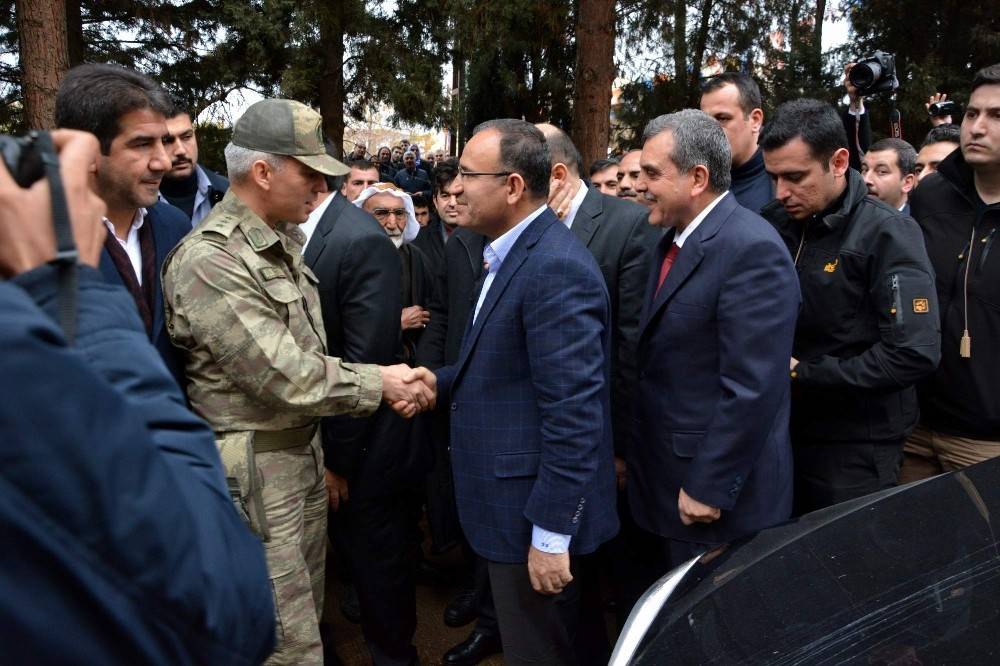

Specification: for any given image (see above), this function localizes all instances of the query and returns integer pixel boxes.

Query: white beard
[389,234,404,249]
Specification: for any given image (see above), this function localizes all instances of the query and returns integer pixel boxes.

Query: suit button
[451,403,458,411]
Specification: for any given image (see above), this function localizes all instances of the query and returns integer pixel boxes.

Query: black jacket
[393,167,432,197]
[304,193,419,496]
[570,187,658,456]
[730,148,774,213]
[761,168,941,443]
[412,216,447,271]
[910,150,1000,440]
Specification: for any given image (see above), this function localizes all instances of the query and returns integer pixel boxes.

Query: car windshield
[630,456,1000,664]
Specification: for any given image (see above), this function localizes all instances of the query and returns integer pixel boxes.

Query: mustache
[171,158,192,167]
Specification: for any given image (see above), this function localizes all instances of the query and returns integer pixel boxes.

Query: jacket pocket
[672,431,706,459]
[494,451,541,478]
[666,301,710,320]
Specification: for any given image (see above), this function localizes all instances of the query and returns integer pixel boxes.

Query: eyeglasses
[371,208,407,220]
[458,168,512,178]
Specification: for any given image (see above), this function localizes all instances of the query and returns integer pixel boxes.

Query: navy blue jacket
[393,166,432,197]
[98,200,189,385]
[629,194,800,544]
[0,265,274,664]
[730,148,774,213]
[435,208,619,563]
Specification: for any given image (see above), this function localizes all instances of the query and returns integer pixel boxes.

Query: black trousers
[330,486,422,666]
[793,439,904,516]
[487,555,608,666]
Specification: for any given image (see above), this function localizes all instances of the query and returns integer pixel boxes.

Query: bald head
[535,123,583,177]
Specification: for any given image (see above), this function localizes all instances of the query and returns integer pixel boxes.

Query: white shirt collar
[674,191,729,248]
[102,208,147,239]
[299,192,337,252]
[483,204,549,272]
[561,178,590,230]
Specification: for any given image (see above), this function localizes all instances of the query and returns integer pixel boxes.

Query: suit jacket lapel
[452,210,554,380]
[304,194,347,267]
[570,186,601,248]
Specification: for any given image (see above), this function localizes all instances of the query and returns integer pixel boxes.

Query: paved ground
[322,545,504,666]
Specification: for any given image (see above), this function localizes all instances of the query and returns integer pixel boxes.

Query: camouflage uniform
[162,189,382,665]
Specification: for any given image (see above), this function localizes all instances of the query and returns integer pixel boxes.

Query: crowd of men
[1,57,998,666]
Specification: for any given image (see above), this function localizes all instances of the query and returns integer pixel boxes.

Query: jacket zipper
[978,227,997,274]
[889,274,903,324]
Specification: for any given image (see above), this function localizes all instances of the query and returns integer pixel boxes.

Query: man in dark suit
[423,119,618,665]
[629,110,800,578]
[54,63,191,386]
[302,178,425,665]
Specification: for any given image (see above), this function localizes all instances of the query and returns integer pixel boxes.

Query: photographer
[842,62,873,172]
[0,130,275,664]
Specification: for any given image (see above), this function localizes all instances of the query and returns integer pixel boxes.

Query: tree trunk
[687,0,715,106]
[16,0,69,129]
[317,0,346,158]
[571,0,617,168]
[671,0,687,92]
[65,0,84,66]
[812,0,826,76]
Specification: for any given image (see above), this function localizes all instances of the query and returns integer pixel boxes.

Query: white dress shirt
[674,191,729,248]
[560,178,590,230]
[298,191,338,252]
[102,209,148,284]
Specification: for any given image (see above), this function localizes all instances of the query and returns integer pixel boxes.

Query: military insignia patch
[259,266,284,281]
[913,298,930,313]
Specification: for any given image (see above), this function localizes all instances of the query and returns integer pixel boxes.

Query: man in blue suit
[55,63,190,385]
[629,110,800,578]
[421,119,618,665]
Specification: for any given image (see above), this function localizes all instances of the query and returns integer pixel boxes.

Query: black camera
[928,100,960,117]
[0,131,47,188]
[849,51,899,96]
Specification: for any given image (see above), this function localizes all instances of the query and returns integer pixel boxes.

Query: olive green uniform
[163,190,382,665]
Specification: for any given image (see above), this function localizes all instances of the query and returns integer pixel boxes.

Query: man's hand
[324,469,349,511]
[380,364,437,417]
[843,63,863,112]
[614,456,627,491]
[926,92,953,127]
[527,546,573,595]
[401,305,430,330]
[678,488,721,526]
[547,177,575,220]
[0,129,106,277]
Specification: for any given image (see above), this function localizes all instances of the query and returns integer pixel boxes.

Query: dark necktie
[654,242,681,297]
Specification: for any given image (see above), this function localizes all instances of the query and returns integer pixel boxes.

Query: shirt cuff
[532,525,571,554]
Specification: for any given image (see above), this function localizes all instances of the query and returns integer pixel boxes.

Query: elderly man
[629,110,800,580]
[394,150,432,197]
[162,99,434,666]
[428,119,618,665]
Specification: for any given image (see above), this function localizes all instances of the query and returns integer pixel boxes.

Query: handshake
[378,365,438,418]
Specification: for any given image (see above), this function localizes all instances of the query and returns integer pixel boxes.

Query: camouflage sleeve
[166,240,383,417]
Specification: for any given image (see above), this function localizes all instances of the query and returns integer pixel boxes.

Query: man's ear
[506,172,526,205]
[901,172,916,195]
[689,164,711,198]
[551,162,570,183]
[749,108,764,134]
[830,147,850,178]
[251,160,272,191]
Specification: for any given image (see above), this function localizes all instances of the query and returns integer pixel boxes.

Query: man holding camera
[161,98,435,665]
[760,99,941,515]
[0,129,277,664]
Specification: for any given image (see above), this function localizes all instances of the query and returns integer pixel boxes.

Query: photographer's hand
[926,93,953,127]
[843,63,864,114]
[0,130,106,277]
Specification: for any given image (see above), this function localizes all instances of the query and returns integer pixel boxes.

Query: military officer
[162,99,434,665]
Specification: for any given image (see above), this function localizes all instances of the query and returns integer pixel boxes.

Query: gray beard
[389,234,404,249]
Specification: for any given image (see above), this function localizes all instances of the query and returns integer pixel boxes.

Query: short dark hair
[760,98,847,166]
[868,138,917,175]
[921,124,961,148]
[701,72,763,117]
[541,125,584,177]
[472,119,550,198]
[642,110,732,193]
[971,63,1000,94]
[411,192,430,208]
[434,158,459,195]
[55,63,172,154]
[347,159,379,173]
[589,158,619,176]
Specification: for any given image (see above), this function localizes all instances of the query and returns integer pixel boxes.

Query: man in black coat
[413,160,462,274]
[302,177,425,666]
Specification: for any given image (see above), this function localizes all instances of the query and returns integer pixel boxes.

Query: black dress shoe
[442,629,502,666]
[443,586,478,627]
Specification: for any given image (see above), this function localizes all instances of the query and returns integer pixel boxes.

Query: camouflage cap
[231,99,349,176]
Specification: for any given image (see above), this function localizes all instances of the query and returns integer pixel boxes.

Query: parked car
[611,456,1000,664]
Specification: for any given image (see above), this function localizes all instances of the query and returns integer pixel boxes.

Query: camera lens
[849,62,880,90]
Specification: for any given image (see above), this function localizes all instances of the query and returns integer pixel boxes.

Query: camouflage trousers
[258,438,327,666]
